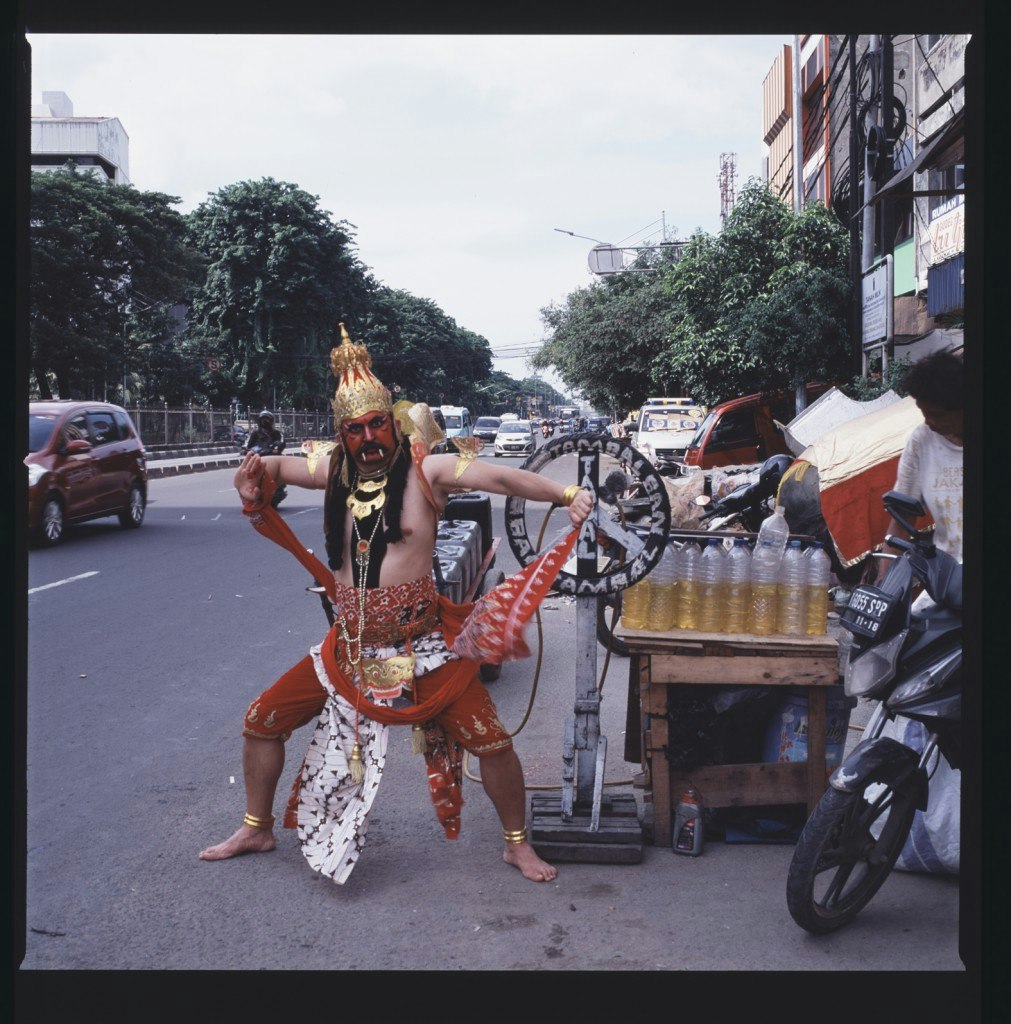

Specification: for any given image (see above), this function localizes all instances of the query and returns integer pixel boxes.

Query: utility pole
[862,35,881,273]
[879,35,896,270]
[792,36,807,414]
[848,34,863,378]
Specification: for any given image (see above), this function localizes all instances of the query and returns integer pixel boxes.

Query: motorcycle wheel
[786,780,916,934]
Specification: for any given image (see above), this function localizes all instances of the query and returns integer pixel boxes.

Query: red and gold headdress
[330,322,393,422]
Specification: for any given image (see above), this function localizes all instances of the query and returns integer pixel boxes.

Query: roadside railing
[127,406,332,446]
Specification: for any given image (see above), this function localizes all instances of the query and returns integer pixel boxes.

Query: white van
[440,406,473,439]
[630,397,707,470]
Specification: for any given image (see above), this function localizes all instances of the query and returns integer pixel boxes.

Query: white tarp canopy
[780,387,903,457]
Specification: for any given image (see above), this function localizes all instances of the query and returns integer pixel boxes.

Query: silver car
[493,420,535,457]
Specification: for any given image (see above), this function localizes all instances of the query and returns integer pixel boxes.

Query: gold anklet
[243,812,275,830]
[503,827,528,845]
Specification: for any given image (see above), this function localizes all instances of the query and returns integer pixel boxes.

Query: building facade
[31,91,131,185]
[761,35,967,370]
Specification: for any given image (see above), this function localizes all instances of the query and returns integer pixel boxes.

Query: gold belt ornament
[359,653,417,699]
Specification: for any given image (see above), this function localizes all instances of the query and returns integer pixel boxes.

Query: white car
[494,420,535,457]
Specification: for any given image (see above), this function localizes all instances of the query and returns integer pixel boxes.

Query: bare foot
[199,824,276,861]
[503,841,557,882]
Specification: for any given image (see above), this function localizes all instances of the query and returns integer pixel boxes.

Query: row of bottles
[621,506,832,636]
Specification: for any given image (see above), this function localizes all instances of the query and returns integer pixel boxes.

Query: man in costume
[200,324,593,883]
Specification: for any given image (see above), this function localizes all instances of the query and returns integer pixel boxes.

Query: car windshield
[475,418,500,428]
[500,422,530,434]
[444,415,462,428]
[29,414,60,453]
[687,411,716,448]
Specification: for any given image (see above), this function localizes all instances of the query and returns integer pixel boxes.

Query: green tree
[184,178,374,409]
[532,248,684,411]
[654,180,852,408]
[536,180,853,417]
[359,287,492,409]
[29,166,197,399]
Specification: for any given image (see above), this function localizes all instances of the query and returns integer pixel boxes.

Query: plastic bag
[663,469,706,528]
[864,701,960,874]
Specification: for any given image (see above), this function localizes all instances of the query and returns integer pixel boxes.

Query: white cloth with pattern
[297,632,458,884]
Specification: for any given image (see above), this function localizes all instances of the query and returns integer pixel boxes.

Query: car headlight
[843,629,907,697]
[27,463,45,487]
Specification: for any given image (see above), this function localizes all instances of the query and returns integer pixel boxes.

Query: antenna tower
[719,152,738,226]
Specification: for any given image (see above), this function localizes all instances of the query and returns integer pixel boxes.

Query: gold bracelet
[503,827,529,845]
[561,484,582,507]
[242,812,275,830]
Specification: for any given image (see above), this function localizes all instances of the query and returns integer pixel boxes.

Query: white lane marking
[212,513,222,521]
[291,508,318,516]
[181,515,186,520]
[28,571,100,595]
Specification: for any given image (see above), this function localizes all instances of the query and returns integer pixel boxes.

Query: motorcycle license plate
[841,585,897,638]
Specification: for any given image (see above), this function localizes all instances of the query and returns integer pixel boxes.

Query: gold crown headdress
[330,323,394,422]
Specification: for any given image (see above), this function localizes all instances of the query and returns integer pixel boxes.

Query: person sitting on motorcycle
[877,349,963,581]
[244,410,285,455]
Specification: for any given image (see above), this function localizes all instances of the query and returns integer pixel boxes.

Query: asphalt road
[19,441,967,986]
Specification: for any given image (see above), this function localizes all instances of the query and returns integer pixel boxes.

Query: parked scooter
[246,440,288,507]
[785,489,962,933]
[694,454,793,533]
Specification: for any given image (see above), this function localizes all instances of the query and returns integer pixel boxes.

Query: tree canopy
[29,167,198,400]
[183,177,374,409]
[535,179,854,415]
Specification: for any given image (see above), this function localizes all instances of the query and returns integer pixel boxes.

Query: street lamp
[554,227,612,245]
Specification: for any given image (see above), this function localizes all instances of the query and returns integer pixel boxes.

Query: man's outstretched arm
[423,452,593,528]
[234,450,331,503]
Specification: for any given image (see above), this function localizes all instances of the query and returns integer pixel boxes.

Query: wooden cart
[617,624,840,848]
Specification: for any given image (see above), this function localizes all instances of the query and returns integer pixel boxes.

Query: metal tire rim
[504,431,672,597]
[43,499,63,542]
[129,486,144,524]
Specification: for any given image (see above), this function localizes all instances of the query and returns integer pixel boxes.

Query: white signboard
[862,256,893,347]
[929,193,965,265]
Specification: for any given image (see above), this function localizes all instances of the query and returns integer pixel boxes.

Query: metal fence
[128,406,333,446]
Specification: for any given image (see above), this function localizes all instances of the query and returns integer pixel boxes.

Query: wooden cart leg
[806,687,828,815]
[648,678,672,848]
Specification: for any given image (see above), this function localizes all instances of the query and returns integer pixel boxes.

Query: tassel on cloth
[349,741,365,784]
[411,722,429,756]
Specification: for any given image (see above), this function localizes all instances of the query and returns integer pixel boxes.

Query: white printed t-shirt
[894,422,963,563]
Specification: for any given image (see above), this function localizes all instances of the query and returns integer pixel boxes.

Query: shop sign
[929,193,964,265]
[861,256,893,347]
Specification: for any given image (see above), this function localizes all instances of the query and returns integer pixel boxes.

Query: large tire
[35,494,65,547]
[118,481,146,529]
[597,592,630,657]
[786,780,916,934]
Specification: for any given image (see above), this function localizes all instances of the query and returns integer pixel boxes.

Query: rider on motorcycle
[244,410,287,506]
[244,410,285,456]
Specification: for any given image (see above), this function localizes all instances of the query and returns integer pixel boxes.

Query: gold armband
[450,436,482,483]
[562,484,583,507]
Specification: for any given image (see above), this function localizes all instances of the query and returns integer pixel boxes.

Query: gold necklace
[338,508,384,673]
[346,473,388,519]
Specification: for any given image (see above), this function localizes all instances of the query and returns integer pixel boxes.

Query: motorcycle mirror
[883,489,926,537]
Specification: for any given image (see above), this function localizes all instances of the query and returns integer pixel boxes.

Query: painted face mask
[341,411,396,471]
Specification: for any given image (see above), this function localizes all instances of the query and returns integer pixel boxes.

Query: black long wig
[323,435,413,580]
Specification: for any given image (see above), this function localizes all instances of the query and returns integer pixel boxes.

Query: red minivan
[682,384,830,469]
[27,400,148,546]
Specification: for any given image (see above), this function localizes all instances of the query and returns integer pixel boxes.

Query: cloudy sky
[28,33,790,393]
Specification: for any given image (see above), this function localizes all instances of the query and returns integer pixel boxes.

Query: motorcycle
[541,422,553,439]
[693,454,793,533]
[246,439,288,508]
[785,488,961,933]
